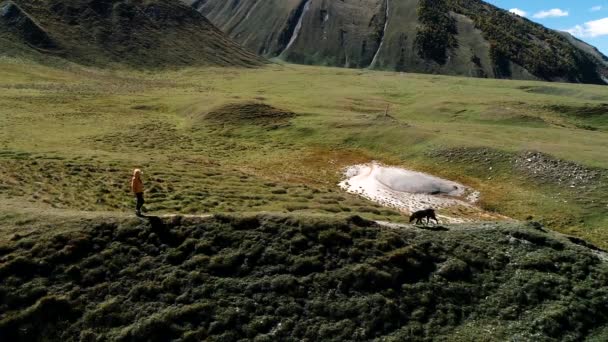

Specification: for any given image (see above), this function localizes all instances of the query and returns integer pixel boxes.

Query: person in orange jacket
[131,168,145,216]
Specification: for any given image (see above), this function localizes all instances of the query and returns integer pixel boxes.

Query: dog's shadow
[415,225,449,232]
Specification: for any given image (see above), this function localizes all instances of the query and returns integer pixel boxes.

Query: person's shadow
[143,214,161,226]
[140,215,182,246]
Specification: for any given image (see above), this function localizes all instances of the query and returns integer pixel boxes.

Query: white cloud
[566,17,608,37]
[591,6,603,12]
[533,8,569,19]
[509,8,527,17]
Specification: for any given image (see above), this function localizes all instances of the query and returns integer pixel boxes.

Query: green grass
[0,58,607,246]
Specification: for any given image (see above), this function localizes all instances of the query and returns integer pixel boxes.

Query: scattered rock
[514,151,601,187]
[430,147,606,189]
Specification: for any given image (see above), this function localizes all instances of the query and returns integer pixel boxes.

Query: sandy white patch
[339,162,482,223]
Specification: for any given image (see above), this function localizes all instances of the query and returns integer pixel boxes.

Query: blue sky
[486,0,608,55]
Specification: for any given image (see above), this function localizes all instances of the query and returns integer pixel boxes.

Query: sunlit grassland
[1,58,607,246]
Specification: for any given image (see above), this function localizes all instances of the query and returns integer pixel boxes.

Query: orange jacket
[131,169,144,194]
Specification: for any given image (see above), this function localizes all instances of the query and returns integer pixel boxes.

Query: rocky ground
[429,148,605,188]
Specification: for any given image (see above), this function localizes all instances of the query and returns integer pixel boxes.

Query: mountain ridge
[0,0,264,67]
[191,0,608,84]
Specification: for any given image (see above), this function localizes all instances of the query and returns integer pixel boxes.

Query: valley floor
[0,58,607,247]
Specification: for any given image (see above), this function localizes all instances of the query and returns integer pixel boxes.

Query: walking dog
[409,209,439,225]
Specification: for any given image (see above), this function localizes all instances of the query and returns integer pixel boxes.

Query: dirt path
[0,196,212,227]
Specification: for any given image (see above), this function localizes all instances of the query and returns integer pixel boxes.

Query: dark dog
[409,209,439,225]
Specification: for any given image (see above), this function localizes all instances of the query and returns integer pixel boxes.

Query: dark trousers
[136,192,144,211]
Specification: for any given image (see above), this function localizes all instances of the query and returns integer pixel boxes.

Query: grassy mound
[1,214,607,341]
[546,104,608,118]
[543,102,608,131]
[205,102,296,128]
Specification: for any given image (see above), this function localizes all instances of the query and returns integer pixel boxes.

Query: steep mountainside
[191,0,608,84]
[0,0,263,67]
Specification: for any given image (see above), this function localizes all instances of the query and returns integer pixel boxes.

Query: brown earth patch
[204,102,296,129]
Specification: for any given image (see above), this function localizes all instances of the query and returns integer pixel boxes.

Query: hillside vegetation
[449,0,608,83]
[1,214,607,341]
[192,0,608,84]
[0,0,263,67]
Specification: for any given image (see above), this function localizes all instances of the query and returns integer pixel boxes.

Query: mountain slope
[0,0,263,67]
[191,0,608,84]
[1,214,608,341]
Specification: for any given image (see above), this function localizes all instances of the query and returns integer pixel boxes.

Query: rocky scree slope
[1,214,608,341]
[0,0,263,67]
[190,0,608,84]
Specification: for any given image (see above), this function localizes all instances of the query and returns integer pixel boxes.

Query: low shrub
[0,215,607,341]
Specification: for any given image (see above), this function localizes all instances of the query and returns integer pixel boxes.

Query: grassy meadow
[0,57,607,246]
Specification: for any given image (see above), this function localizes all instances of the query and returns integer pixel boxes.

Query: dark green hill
[1,214,608,341]
[191,0,608,84]
[0,0,263,67]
